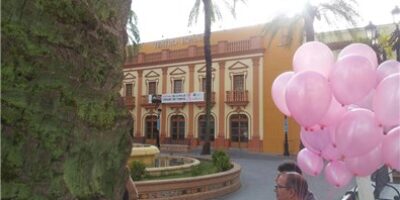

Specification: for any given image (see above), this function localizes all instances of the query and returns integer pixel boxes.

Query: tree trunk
[201,0,212,155]
[304,2,315,42]
[1,0,133,199]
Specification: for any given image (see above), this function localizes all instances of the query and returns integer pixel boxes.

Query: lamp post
[390,6,400,61]
[365,21,387,64]
[283,115,289,156]
[151,94,162,149]
[365,21,382,63]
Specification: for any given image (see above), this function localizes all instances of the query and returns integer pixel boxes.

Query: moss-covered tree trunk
[1,0,133,199]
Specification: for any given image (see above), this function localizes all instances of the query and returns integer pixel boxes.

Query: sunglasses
[274,184,290,190]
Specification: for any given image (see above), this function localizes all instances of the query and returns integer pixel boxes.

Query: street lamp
[151,95,162,149]
[390,6,400,61]
[365,21,378,43]
[365,21,386,63]
[283,115,289,156]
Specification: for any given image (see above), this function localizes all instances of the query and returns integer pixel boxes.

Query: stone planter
[135,162,241,200]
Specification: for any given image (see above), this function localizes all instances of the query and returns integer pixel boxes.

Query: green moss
[1,0,134,199]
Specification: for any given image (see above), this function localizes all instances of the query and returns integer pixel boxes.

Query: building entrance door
[230,114,248,149]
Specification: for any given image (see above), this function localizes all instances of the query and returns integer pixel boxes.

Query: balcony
[225,91,249,107]
[141,95,157,109]
[193,92,216,107]
[123,96,136,110]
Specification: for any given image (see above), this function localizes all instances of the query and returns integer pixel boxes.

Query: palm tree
[2,0,133,199]
[264,0,360,43]
[188,0,245,155]
[126,10,141,57]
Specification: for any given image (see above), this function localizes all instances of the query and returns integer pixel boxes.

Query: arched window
[145,115,157,139]
[198,115,215,141]
[230,114,249,143]
[171,115,185,140]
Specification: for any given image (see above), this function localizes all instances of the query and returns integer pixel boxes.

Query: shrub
[130,161,147,181]
[212,150,232,172]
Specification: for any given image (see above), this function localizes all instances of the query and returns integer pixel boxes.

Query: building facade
[122,24,302,154]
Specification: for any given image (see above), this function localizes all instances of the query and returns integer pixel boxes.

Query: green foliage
[212,150,232,172]
[130,161,147,181]
[1,0,134,199]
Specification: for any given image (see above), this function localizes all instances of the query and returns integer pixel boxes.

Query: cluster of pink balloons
[272,41,400,188]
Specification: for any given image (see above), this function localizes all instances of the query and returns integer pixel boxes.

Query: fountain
[128,144,241,200]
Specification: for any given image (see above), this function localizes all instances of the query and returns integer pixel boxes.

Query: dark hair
[278,162,302,175]
[283,172,308,199]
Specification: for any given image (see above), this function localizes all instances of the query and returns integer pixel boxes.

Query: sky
[131,0,399,43]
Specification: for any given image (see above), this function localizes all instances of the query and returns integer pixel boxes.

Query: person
[278,162,302,174]
[277,162,316,200]
[275,172,309,200]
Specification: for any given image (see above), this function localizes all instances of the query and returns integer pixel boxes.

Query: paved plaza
[182,148,356,200]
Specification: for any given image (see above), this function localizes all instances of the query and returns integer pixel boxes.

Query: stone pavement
[183,148,356,200]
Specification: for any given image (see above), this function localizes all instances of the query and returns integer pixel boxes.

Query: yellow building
[122,24,302,154]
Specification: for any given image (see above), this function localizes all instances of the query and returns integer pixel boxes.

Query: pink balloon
[345,144,383,177]
[286,71,332,128]
[327,125,338,146]
[325,161,353,188]
[297,148,324,176]
[373,73,400,127]
[293,41,334,77]
[353,89,375,110]
[335,109,383,158]
[272,71,294,116]
[330,55,377,105]
[319,97,347,127]
[300,127,331,155]
[338,43,378,68]
[377,60,400,83]
[321,143,341,162]
[382,126,400,171]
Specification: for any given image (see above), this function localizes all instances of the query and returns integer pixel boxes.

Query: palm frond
[262,14,302,48]
[188,0,202,27]
[210,1,223,23]
[127,10,140,56]
[319,0,360,27]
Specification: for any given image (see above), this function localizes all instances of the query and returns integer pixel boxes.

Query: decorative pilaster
[136,70,143,138]
[188,64,197,147]
[160,68,168,142]
[249,57,262,152]
[215,61,226,149]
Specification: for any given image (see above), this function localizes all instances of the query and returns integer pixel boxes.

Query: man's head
[275,172,308,200]
[277,162,302,174]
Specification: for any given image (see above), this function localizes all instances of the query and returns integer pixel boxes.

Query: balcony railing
[141,95,157,109]
[125,36,263,67]
[123,96,135,110]
[225,90,249,107]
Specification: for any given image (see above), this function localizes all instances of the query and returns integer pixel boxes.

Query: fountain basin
[135,160,241,200]
[147,156,200,176]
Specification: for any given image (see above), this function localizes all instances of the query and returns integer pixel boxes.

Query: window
[230,114,248,142]
[171,115,185,140]
[145,115,158,139]
[125,83,133,97]
[173,80,183,93]
[148,81,157,95]
[201,78,206,92]
[233,75,244,91]
[198,115,215,141]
